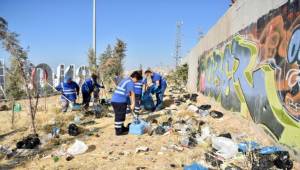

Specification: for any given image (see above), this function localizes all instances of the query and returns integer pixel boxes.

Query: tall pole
[93,0,96,58]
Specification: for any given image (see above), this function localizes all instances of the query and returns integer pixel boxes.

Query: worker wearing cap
[55,76,80,112]
[111,71,143,136]
[81,73,104,110]
[144,69,167,111]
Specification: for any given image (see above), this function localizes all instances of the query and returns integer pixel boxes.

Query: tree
[0,17,39,134]
[98,44,112,80]
[98,39,127,85]
[87,48,97,74]
[112,39,126,75]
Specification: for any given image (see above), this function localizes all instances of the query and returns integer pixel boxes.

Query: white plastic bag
[67,140,88,155]
[212,137,238,159]
[188,105,199,113]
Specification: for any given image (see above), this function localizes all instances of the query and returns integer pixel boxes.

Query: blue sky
[0,0,229,71]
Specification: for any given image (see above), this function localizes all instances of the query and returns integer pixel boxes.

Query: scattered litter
[190,93,198,102]
[199,109,209,117]
[16,134,41,149]
[188,105,199,113]
[218,133,232,139]
[196,126,210,144]
[13,103,22,112]
[210,110,224,119]
[198,104,211,110]
[154,126,166,135]
[51,127,60,138]
[66,155,74,161]
[205,152,223,168]
[180,136,198,148]
[68,123,80,136]
[259,146,283,155]
[273,151,293,170]
[129,119,149,135]
[0,145,13,158]
[212,137,238,159]
[67,140,88,155]
[135,146,149,153]
[238,141,259,153]
[184,162,208,170]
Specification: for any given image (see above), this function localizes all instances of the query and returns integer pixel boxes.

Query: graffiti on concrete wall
[197,0,300,141]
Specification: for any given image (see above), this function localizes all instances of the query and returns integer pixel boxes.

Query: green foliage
[87,48,97,74]
[168,64,188,86]
[5,57,26,100]
[98,39,126,84]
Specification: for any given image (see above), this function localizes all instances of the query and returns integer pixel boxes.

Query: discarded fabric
[67,140,88,155]
[184,162,208,170]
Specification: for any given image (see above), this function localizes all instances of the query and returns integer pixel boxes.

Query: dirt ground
[0,92,299,170]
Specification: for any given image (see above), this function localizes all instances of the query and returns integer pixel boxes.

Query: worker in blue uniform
[133,70,144,113]
[111,71,143,136]
[55,76,80,112]
[144,69,167,111]
[81,74,104,110]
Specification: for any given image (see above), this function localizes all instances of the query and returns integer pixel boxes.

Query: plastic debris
[238,141,259,153]
[190,93,198,102]
[212,137,238,159]
[13,103,22,112]
[199,109,209,117]
[209,110,223,118]
[184,162,208,170]
[51,127,60,138]
[129,118,149,135]
[273,151,293,170]
[68,123,80,136]
[198,104,211,110]
[135,146,149,153]
[218,133,232,139]
[16,134,41,149]
[196,126,210,144]
[205,152,223,167]
[188,105,199,113]
[259,146,283,155]
[67,140,88,155]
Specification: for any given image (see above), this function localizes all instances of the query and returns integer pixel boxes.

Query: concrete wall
[183,0,300,150]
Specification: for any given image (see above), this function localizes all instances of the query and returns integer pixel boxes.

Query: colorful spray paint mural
[197,0,300,148]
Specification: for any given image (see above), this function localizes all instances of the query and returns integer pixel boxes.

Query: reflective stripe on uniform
[115,79,131,96]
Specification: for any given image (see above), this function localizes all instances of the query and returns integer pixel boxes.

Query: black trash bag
[155,126,166,135]
[218,133,232,139]
[190,93,198,102]
[198,104,211,110]
[252,154,275,170]
[68,123,80,136]
[183,94,191,100]
[274,151,293,170]
[100,99,106,105]
[16,134,40,149]
[210,110,223,118]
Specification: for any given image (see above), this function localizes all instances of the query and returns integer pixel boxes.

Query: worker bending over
[111,71,143,136]
[81,74,104,110]
[55,76,80,112]
[144,69,167,111]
